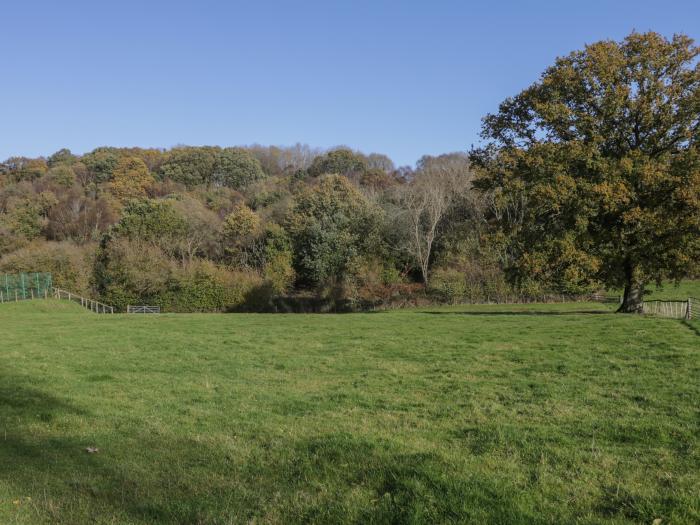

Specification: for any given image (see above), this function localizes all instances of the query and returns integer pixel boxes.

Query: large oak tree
[473,32,700,312]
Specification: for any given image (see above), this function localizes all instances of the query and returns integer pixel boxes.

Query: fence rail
[53,288,115,314]
[127,305,161,314]
[642,298,695,320]
[590,293,621,304]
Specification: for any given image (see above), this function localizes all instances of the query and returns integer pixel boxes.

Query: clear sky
[2,0,698,167]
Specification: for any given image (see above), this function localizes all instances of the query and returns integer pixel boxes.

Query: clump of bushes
[93,237,263,312]
[0,241,94,295]
[164,261,263,312]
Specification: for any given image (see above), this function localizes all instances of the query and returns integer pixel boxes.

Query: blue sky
[1,1,698,167]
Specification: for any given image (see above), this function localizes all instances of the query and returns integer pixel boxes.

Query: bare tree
[396,154,472,284]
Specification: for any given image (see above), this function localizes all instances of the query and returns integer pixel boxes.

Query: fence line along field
[0,272,53,302]
[1,298,698,524]
[642,298,695,320]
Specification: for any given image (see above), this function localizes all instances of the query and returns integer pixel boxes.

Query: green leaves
[114,199,187,245]
[288,175,383,288]
[307,148,368,178]
[158,146,265,189]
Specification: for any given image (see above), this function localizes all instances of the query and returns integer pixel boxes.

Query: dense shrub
[93,236,262,312]
[261,224,295,294]
[93,238,175,310]
[163,260,262,312]
[429,268,469,304]
[0,241,94,295]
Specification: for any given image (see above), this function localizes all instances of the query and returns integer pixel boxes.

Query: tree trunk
[617,276,644,313]
[421,262,429,287]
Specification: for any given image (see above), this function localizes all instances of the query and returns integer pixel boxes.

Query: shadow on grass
[0,372,552,524]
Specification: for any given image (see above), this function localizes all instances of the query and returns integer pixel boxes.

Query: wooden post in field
[687,298,692,321]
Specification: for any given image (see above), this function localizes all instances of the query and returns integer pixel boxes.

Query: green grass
[1,299,698,524]
[643,280,700,300]
[604,278,700,302]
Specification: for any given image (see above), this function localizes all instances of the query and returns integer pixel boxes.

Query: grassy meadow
[0,299,698,524]
[643,280,700,300]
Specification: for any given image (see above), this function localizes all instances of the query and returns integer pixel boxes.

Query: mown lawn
[1,300,698,524]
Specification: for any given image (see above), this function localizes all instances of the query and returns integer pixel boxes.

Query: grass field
[605,280,700,302]
[643,280,700,300]
[1,299,698,524]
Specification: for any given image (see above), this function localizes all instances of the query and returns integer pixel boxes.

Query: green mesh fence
[0,272,53,301]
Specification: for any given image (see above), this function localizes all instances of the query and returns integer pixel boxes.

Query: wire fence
[0,272,53,302]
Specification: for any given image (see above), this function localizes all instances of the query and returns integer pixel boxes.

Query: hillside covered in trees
[1,32,698,313]
[0,144,511,311]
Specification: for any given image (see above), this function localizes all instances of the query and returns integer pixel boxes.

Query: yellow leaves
[592,180,631,211]
[554,174,576,193]
[110,157,155,203]
[520,252,548,276]
[637,162,666,188]
[618,157,634,176]
[621,206,643,223]
[222,204,261,240]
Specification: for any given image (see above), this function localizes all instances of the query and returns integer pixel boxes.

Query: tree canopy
[287,175,383,287]
[158,146,265,189]
[473,31,700,311]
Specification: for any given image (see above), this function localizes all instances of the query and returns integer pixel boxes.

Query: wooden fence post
[687,298,692,321]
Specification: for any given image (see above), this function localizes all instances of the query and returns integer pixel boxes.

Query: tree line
[1,31,698,312]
